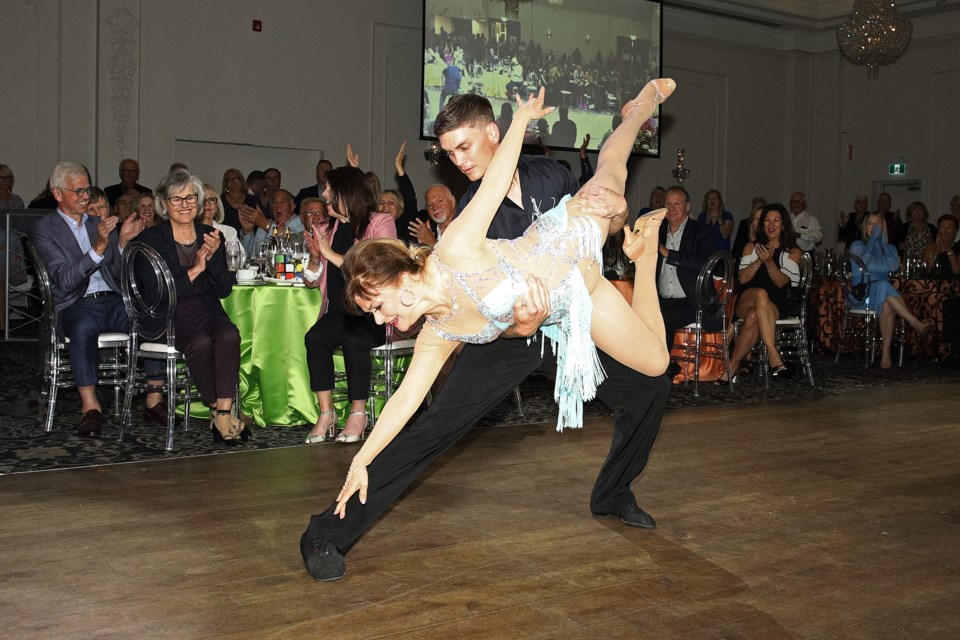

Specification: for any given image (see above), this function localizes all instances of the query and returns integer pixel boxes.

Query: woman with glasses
[139,169,247,446]
[0,164,25,209]
[200,183,245,263]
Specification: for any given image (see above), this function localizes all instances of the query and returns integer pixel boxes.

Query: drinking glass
[226,241,242,271]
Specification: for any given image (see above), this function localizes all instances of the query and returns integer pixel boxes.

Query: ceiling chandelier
[837,1,912,79]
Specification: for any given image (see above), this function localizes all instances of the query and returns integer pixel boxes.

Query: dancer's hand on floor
[335,460,369,518]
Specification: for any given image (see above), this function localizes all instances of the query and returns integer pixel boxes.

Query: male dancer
[301,92,672,581]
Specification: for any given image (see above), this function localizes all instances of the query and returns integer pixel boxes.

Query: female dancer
[328,80,675,515]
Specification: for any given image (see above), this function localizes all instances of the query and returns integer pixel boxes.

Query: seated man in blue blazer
[656,185,720,349]
[30,161,159,435]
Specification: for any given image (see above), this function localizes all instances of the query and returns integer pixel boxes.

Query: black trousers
[304,308,385,400]
[174,300,240,406]
[660,297,723,349]
[302,336,671,555]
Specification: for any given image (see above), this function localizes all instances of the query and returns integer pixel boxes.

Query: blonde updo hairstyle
[342,238,432,315]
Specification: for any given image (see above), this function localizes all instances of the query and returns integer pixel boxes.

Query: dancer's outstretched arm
[441,89,552,253]
[335,328,458,517]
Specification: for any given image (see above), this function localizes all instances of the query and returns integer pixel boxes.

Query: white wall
[4,0,960,252]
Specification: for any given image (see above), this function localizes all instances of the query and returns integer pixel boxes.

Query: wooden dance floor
[2,382,960,639]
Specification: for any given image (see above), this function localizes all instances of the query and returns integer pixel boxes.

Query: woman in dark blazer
[139,169,245,445]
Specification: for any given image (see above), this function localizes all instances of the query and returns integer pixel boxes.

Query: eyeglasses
[167,194,199,206]
[60,186,95,198]
[0,175,13,181]
[203,197,219,206]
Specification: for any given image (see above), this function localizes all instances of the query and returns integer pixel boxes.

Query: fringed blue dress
[426,195,604,431]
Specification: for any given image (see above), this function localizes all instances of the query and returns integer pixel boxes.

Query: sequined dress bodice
[426,195,600,344]
[426,195,606,431]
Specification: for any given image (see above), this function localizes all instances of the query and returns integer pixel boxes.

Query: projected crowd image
[421,0,662,156]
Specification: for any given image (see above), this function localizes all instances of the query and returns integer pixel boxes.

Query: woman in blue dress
[850,212,932,368]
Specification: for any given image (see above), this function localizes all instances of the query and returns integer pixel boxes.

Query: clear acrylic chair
[118,242,194,450]
[833,252,906,367]
[670,251,735,396]
[734,253,815,386]
[23,238,129,432]
[770,253,815,386]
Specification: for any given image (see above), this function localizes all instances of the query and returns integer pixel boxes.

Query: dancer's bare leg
[591,278,670,377]
[623,209,667,341]
[569,78,675,238]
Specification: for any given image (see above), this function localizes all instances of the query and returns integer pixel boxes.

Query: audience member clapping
[852,212,933,368]
[302,166,396,444]
[140,169,245,445]
[721,204,802,383]
[922,215,960,278]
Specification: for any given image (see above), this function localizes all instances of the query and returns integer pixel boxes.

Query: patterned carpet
[2,341,958,475]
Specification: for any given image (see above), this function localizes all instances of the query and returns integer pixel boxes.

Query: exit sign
[889,163,906,175]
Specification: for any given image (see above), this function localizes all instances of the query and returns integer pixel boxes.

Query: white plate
[263,276,304,285]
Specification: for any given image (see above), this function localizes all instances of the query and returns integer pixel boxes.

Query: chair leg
[45,380,58,433]
[834,311,847,364]
[513,386,523,416]
[118,356,136,443]
[692,329,702,398]
[896,316,906,367]
[165,358,177,451]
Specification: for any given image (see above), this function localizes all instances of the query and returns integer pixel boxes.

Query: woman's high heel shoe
[305,410,336,444]
[211,412,241,447]
[233,417,252,442]
[336,411,369,443]
[716,373,737,386]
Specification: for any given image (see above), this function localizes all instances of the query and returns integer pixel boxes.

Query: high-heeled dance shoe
[336,411,369,443]
[305,410,336,444]
[770,364,789,378]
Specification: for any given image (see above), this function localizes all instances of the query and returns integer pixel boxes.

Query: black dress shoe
[78,409,102,437]
[143,403,169,425]
[300,536,346,581]
[593,503,656,529]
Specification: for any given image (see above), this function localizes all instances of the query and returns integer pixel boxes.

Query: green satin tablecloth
[216,283,409,427]
[223,284,322,427]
